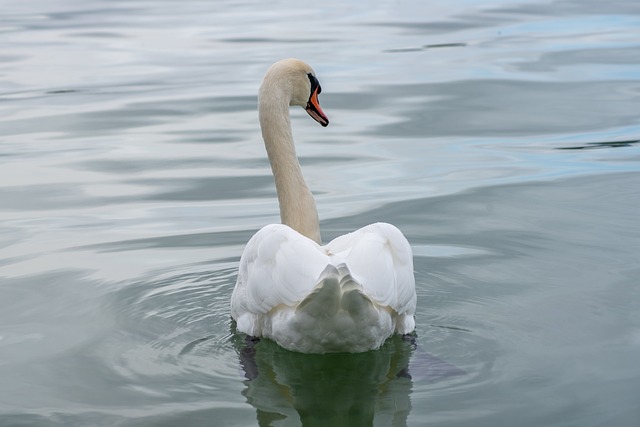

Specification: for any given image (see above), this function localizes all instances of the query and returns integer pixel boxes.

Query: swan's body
[231,59,416,353]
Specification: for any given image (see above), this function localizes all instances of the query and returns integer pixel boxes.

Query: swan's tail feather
[295,264,376,320]
[295,266,340,318]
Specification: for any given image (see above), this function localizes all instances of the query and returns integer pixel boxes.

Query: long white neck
[259,81,322,244]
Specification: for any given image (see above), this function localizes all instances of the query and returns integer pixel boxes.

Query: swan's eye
[307,73,321,96]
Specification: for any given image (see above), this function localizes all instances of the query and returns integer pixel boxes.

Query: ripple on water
[98,265,241,397]
[94,262,475,425]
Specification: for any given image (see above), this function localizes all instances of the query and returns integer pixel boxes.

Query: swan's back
[231,223,416,353]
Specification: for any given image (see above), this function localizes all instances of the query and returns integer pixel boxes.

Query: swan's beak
[306,88,329,127]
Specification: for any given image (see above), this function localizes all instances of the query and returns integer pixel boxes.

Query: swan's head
[261,58,329,127]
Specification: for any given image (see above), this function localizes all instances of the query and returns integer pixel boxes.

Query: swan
[230,58,416,354]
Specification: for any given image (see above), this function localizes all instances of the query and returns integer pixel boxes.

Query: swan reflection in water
[231,331,464,427]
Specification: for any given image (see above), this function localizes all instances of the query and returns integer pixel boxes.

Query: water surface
[1,0,640,426]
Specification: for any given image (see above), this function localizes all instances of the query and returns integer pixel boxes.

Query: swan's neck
[259,87,322,244]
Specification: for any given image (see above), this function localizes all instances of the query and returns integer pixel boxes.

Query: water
[1,0,640,425]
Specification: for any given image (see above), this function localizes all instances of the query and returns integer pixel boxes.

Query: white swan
[231,59,416,353]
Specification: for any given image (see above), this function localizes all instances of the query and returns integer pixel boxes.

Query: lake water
[1,0,640,426]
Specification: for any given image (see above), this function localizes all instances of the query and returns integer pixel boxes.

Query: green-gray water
[1,1,639,426]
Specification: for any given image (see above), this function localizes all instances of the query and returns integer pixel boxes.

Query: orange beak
[305,88,329,127]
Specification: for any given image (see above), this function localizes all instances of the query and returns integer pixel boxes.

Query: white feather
[231,223,416,353]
